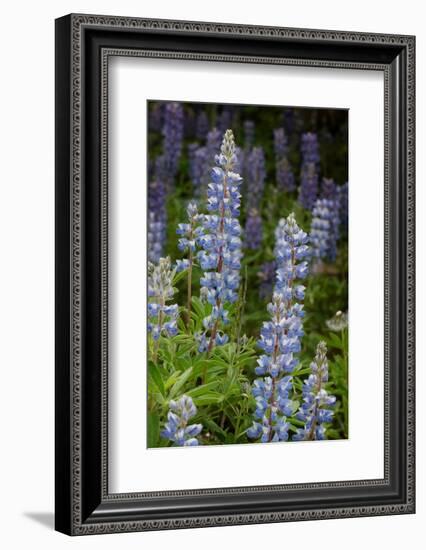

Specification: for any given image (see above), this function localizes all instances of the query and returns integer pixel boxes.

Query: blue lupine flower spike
[274,128,295,192]
[298,132,320,210]
[293,341,336,441]
[162,102,184,189]
[248,213,310,443]
[148,176,167,263]
[244,147,266,249]
[176,202,204,324]
[310,198,340,264]
[161,395,203,446]
[197,129,243,360]
[147,257,178,362]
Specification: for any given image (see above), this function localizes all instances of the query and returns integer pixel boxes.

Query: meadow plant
[161,395,203,446]
[147,178,167,262]
[274,128,296,192]
[162,102,184,185]
[197,130,243,354]
[293,341,336,441]
[247,213,310,443]
[176,202,204,319]
[148,257,178,361]
[338,181,349,232]
[244,146,266,249]
[298,132,320,209]
[147,103,349,449]
[310,198,340,262]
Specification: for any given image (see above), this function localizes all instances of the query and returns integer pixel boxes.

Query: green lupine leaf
[169,367,194,398]
[148,361,165,396]
[192,393,223,406]
[186,381,220,398]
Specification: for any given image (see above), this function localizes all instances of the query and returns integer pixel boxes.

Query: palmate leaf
[186,381,221,398]
[148,361,165,396]
[192,393,223,406]
[169,367,194,398]
[190,296,209,321]
[192,359,228,380]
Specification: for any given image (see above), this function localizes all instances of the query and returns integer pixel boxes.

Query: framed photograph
[55,14,415,535]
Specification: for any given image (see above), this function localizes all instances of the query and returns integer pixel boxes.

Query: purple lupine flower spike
[248,213,310,443]
[148,175,167,262]
[338,181,349,233]
[148,257,179,344]
[162,102,184,187]
[274,128,296,192]
[298,132,320,209]
[310,198,340,262]
[197,129,243,355]
[244,146,266,249]
[161,395,203,446]
[244,208,263,250]
[293,341,336,441]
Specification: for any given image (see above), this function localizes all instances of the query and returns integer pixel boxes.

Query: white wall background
[0,0,422,548]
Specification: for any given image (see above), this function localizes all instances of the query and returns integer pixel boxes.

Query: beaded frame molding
[55,14,415,536]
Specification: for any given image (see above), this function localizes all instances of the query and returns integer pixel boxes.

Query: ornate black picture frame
[55,13,415,535]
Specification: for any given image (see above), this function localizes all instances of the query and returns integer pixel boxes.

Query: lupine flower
[176,202,203,261]
[196,110,209,140]
[197,129,243,354]
[244,147,266,249]
[248,213,310,443]
[274,128,296,192]
[338,181,349,233]
[321,177,338,200]
[244,208,263,250]
[187,145,208,197]
[246,146,266,200]
[147,177,167,262]
[176,202,204,318]
[161,395,203,446]
[148,211,164,263]
[310,198,340,262]
[293,341,336,441]
[162,102,184,185]
[326,310,348,331]
[301,132,320,165]
[298,132,320,209]
[198,128,223,193]
[148,257,178,344]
